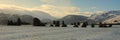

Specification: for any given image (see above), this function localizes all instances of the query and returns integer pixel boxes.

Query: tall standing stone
[62,21,67,27]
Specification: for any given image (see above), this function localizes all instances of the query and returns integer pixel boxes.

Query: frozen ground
[0,25,120,40]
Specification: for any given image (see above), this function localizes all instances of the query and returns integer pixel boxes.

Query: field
[0,25,120,40]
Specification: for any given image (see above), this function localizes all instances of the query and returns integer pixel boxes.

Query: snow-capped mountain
[59,15,88,24]
[90,10,120,23]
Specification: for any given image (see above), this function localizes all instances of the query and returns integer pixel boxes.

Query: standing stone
[91,23,95,28]
[99,22,103,27]
[50,24,54,27]
[77,22,80,25]
[73,22,79,28]
[81,22,88,28]
[109,24,112,27]
[55,21,60,27]
[73,25,79,28]
[61,21,67,27]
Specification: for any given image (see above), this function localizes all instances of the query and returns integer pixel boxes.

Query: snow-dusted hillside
[0,13,34,25]
[0,13,8,24]
[59,15,88,24]
[0,25,120,40]
[0,6,56,20]
[103,16,120,23]
[90,10,120,23]
[0,6,58,25]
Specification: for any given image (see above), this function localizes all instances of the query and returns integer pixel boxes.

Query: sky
[0,0,120,18]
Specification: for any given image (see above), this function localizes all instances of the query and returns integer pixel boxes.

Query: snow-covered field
[0,25,120,40]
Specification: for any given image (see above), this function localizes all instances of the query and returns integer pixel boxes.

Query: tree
[7,20,10,25]
[33,18,46,26]
[7,20,14,25]
[33,18,41,26]
[16,18,21,26]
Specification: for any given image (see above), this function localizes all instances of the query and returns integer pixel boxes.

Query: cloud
[0,4,33,15]
[96,11,105,13]
[0,4,93,18]
[0,4,56,20]
[33,4,80,18]
[39,0,75,15]
[0,4,31,10]
[0,0,97,18]
[40,0,71,6]
[38,0,94,17]
[80,12,93,17]
[0,4,80,18]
